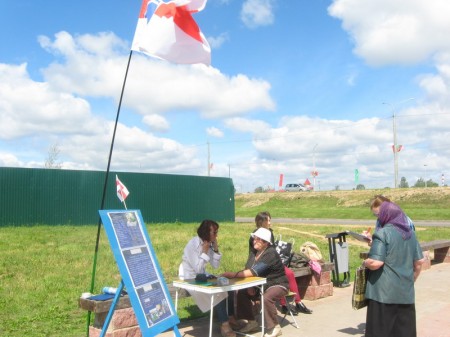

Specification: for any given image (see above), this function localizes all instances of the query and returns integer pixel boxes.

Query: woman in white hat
[221,227,288,337]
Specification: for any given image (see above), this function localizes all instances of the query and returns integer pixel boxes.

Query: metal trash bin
[325,232,351,287]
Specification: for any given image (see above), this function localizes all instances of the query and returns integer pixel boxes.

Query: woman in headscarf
[362,195,415,245]
[363,202,425,337]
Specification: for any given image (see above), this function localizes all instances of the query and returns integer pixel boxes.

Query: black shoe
[296,302,313,314]
[281,305,298,316]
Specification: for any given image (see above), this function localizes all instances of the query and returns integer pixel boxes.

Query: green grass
[235,188,450,220]
[1,221,450,337]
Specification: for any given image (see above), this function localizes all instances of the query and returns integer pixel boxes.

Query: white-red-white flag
[392,145,404,153]
[131,0,211,65]
[116,175,130,202]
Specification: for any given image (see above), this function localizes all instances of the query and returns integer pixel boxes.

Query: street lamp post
[383,98,414,188]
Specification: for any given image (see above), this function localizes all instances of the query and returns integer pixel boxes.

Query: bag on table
[300,241,324,262]
[352,263,369,310]
[274,234,295,267]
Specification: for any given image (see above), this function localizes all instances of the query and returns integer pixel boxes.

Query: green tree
[356,184,365,190]
[426,179,439,187]
[254,186,264,193]
[414,178,425,188]
[399,177,409,188]
[44,143,62,169]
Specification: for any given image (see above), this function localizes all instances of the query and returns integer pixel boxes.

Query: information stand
[99,210,181,337]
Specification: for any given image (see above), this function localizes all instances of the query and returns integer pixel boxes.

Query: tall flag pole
[87,1,211,335]
[86,51,133,336]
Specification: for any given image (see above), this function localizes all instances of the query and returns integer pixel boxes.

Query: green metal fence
[0,167,235,226]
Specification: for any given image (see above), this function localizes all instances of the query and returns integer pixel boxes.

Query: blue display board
[99,210,181,337]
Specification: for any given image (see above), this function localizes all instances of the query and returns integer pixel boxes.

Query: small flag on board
[116,175,130,202]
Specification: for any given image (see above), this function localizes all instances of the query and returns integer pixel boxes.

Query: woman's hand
[221,272,235,278]
[202,240,210,254]
[211,239,219,252]
[362,228,373,246]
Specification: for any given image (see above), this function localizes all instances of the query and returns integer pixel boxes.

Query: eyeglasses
[254,237,266,243]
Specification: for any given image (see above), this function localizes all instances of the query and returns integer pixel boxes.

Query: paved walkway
[160,263,450,337]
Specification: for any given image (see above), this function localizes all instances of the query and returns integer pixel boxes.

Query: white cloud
[0,152,23,167]
[2,11,450,192]
[39,31,275,119]
[0,62,96,140]
[0,31,276,177]
[418,54,450,105]
[241,0,276,29]
[219,109,450,190]
[328,0,450,66]
[207,33,229,49]
[206,126,224,138]
[61,122,201,173]
[142,114,170,132]
[224,117,270,133]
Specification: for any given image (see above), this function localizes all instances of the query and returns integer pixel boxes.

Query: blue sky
[1,0,450,192]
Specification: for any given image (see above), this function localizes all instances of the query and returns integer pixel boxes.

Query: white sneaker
[264,324,282,337]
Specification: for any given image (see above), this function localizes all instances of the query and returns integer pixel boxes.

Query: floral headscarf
[377,202,412,240]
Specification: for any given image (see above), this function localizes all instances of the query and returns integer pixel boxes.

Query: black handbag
[352,263,369,310]
[274,235,294,266]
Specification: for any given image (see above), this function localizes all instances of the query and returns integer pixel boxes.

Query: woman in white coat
[179,220,235,337]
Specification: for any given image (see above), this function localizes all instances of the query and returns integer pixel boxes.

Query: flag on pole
[116,175,130,202]
[278,174,284,188]
[131,0,211,65]
[392,145,404,152]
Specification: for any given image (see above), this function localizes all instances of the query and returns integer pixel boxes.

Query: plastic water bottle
[102,287,117,295]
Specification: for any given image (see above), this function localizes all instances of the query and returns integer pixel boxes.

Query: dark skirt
[365,299,416,337]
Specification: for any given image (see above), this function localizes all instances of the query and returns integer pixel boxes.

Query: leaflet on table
[346,230,371,242]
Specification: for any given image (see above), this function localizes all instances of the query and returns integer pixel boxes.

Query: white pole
[312,144,318,191]
[383,98,414,188]
[424,164,428,188]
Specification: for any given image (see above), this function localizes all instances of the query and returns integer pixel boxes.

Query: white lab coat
[178,236,228,312]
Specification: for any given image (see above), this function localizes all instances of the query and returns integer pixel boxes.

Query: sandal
[221,322,236,337]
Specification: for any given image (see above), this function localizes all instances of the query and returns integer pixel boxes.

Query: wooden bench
[359,239,450,270]
[419,239,450,269]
